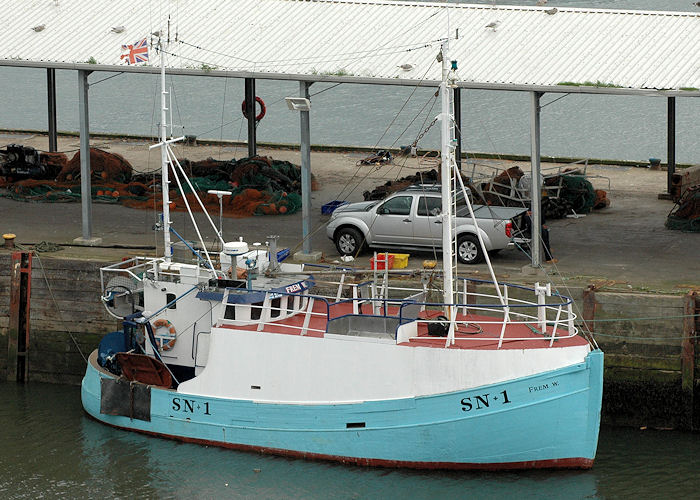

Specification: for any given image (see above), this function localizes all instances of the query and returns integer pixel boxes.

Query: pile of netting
[363,169,438,200]
[0,148,313,217]
[478,166,607,219]
[665,185,700,232]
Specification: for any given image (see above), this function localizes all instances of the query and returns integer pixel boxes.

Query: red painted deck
[221,300,589,350]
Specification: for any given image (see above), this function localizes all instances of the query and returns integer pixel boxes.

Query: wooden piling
[7,251,32,382]
[582,285,597,335]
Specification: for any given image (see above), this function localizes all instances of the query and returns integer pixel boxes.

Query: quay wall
[1,252,698,431]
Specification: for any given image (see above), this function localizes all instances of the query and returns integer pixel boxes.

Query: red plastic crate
[370,254,394,270]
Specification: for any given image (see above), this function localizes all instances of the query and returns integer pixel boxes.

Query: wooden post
[7,251,32,382]
[582,285,596,335]
[681,291,697,430]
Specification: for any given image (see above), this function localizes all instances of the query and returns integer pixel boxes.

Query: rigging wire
[89,72,125,86]
[218,75,229,161]
[175,38,439,67]
[541,93,571,109]
[370,58,437,149]
[310,83,342,97]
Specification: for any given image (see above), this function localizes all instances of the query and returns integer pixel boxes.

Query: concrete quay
[0,131,697,294]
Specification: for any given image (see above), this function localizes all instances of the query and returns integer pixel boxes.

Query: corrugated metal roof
[2,0,699,94]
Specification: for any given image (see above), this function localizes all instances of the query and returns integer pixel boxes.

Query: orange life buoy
[241,96,266,121]
[152,318,177,351]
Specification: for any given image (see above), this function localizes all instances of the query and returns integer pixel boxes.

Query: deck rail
[217,275,578,348]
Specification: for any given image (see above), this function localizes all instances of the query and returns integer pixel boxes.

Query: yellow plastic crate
[388,253,409,269]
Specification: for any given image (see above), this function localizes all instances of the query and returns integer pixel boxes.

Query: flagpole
[159,37,172,263]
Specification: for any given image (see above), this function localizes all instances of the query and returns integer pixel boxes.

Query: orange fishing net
[1,148,312,217]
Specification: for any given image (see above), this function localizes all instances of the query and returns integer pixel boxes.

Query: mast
[159,37,172,262]
[439,40,455,319]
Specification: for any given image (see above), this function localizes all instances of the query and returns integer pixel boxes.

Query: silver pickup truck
[326,186,527,264]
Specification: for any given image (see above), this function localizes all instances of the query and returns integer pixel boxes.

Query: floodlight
[285,97,311,111]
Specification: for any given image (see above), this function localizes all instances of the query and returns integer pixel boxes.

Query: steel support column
[529,91,543,267]
[47,68,57,152]
[454,87,462,170]
[667,96,676,194]
[245,78,256,158]
[300,81,312,254]
[78,70,93,241]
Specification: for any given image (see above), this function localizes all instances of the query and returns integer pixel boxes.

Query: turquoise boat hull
[81,349,603,469]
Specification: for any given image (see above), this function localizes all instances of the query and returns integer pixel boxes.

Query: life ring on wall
[152,318,177,351]
[241,96,266,121]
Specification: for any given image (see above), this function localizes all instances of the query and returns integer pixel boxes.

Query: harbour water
[1,382,699,499]
[0,1,697,164]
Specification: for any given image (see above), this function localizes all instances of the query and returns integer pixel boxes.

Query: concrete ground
[1,132,698,294]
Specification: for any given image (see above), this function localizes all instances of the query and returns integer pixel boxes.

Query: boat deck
[221,300,589,350]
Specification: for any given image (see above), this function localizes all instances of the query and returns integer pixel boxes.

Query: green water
[0,382,698,499]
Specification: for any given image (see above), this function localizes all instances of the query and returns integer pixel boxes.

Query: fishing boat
[81,35,603,470]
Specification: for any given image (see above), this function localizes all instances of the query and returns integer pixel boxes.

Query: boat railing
[99,256,165,299]
[218,287,417,338]
[399,298,576,347]
[312,274,578,347]
[217,275,577,347]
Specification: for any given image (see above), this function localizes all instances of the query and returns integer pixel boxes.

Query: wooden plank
[604,353,681,372]
[28,348,89,374]
[20,288,103,302]
[26,278,105,292]
[28,294,104,308]
[30,329,104,349]
[29,318,117,334]
[31,269,103,283]
[28,257,111,271]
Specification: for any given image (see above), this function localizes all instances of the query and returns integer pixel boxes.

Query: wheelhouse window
[270,297,281,318]
[250,301,264,320]
[224,304,236,320]
[377,196,412,216]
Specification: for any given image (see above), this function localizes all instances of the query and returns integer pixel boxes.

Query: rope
[33,241,63,253]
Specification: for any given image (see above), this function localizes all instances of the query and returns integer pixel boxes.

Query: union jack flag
[120,38,149,65]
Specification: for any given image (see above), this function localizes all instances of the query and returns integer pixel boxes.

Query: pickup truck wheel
[457,234,484,264]
[335,227,364,256]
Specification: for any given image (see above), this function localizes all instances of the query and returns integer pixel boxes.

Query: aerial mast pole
[439,39,455,327]
[159,35,172,263]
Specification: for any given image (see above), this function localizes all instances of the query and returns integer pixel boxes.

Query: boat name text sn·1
[461,390,511,412]
[171,397,211,415]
